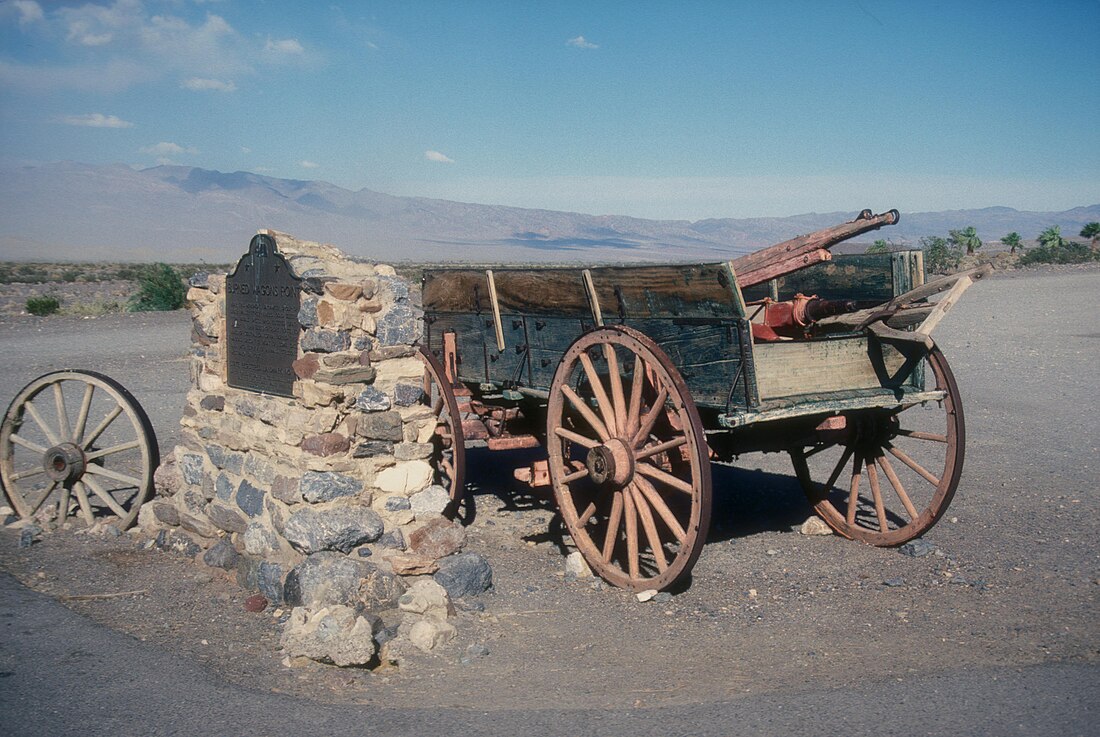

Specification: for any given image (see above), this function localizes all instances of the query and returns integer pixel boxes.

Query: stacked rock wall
[142,231,489,667]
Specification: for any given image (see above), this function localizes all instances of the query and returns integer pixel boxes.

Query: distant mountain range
[1,162,1096,264]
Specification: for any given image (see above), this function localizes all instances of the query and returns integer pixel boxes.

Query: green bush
[1018,240,1098,266]
[922,235,962,274]
[128,263,187,312]
[25,295,60,316]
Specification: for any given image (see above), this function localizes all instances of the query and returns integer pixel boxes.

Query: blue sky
[1,0,1097,219]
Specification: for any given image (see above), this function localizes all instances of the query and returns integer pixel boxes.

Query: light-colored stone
[387,553,439,576]
[799,516,835,536]
[375,460,433,495]
[409,485,451,517]
[197,372,223,392]
[280,605,377,667]
[636,589,658,602]
[564,551,593,579]
[408,619,456,652]
[397,578,453,621]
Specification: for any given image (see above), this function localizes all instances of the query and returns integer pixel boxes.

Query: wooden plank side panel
[741,253,901,303]
[623,319,747,409]
[486,313,530,386]
[427,313,488,384]
[424,263,744,319]
[753,337,913,400]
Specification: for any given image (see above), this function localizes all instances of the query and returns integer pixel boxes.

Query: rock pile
[140,231,491,667]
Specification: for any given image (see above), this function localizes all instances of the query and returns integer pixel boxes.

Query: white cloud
[9,1,44,27]
[240,146,251,154]
[58,112,134,128]
[425,150,455,164]
[0,57,152,93]
[265,37,304,55]
[181,77,236,92]
[566,35,598,49]
[300,160,319,169]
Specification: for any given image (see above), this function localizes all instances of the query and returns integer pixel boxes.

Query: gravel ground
[0,266,1097,711]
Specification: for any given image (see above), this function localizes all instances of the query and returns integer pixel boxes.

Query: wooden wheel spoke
[85,439,142,461]
[562,466,589,484]
[636,435,687,461]
[83,463,142,488]
[825,446,855,493]
[561,385,611,442]
[81,474,129,518]
[602,491,624,563]
[631,387,669,447]
[27,481,59,516]
[579,352,618,436]
[895,428,947,443]
[886,443,941,486]
[622,487,640,579]
[874,452,918,520]
[576,487,612,528]
[73,481,95,525]
[865,458,889,532]
[57,485,72,521]
[23,402,60,446]
[10,466,46,482]
[846,454,863,526]
[9,433,48,454]
[630,484,668,572]
[603,343,628,435]
[52,383,72,442]
[82,404,124,449]
[633,475,687,543]
[554,426,600,449]
[626,354,645,437]
[74,383,95,443]
[636,460,695,495]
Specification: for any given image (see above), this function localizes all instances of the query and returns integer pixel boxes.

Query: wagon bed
[416,216,984,591]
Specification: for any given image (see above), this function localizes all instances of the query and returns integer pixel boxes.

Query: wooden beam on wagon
[485,270,506,352]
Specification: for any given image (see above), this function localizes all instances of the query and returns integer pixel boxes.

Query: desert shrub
[25,295,60,316]
[922,235,962,274]
[129,263,187,312]
[1018,240,1098,266]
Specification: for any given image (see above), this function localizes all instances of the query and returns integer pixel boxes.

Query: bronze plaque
[225,234,302,397]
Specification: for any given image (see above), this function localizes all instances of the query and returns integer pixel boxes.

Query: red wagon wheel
[417,346,465,505]
[1,370,158,529]
[789,346,964,545]
[547,326,712,591]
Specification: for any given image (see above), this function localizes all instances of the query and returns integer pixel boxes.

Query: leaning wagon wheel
[547,326,712,591]
[790,346,964,545]
[417,347,465,505]
[0,370,158,529]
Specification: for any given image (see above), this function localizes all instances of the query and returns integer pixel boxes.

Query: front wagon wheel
[547,326,712,591]
[789,346,964,545]
[1,370,158,529]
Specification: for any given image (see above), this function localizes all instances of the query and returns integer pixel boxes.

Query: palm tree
[1001,232,1022,254]
[1038,226,1063,250]
[948,226,983,255]
[1081,222,1100,251]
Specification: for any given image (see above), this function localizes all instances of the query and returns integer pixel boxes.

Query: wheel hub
[43,442,86,483]
[586,438,633,488]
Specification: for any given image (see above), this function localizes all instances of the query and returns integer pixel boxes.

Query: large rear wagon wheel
[547,326,712,591]
[1,370,158,530]
[790,346,964,545]
[417,347,465,508]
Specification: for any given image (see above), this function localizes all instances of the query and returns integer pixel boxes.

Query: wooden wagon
[416,210,988,591]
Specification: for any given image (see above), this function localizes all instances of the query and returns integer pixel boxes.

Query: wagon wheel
[790,346,964,545]
[418,347,465,506]
[547,326,712,591]
[1,370,158,529]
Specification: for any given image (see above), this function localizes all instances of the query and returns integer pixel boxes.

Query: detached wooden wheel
[1,370,158,529]
[790,346,964,545]
[547,326,712,591]
[418,347,465,504]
